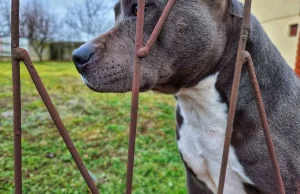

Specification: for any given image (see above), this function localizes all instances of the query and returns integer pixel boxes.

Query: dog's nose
[72,44,94,74]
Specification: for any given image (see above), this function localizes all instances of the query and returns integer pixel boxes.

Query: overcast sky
[20,0,119,41]
[21,0,118,17]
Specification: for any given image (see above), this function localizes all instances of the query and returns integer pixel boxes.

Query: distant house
[49,41,85,61]
[0,36,83,61]
[0,36,49,61]
[240,0,300,76]
[0,36,29,60]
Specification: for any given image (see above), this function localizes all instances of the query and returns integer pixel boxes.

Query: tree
[64,0,113,41]
[0,0,11,37]
[20,1,58,61]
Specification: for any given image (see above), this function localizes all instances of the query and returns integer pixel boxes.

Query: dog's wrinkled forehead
[119,0,233,20]
[121,0,135,12]
[120,0,166,13]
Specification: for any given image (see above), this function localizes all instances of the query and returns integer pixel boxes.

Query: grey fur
[74,0,300,193]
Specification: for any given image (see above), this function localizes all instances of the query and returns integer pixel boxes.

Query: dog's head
[72,0,233,94]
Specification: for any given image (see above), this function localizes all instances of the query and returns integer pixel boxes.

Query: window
[290,24,298,37]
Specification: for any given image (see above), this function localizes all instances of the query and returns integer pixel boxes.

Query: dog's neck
[203,0,299,112]
[216,15,298,110]
[153,0,298,100]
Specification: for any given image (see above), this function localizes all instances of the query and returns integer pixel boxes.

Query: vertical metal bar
[245,53,285,194]
[217,0,252,193]
[125,0,145,193]
[11,0,22,193]
[18,49,100,194]
[126,0,178,192]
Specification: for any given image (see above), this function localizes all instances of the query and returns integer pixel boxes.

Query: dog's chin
[81,76,98,92]
[81,75,157,93]
[152,84,180,95]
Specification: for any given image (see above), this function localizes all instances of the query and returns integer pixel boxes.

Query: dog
[72,0,300,193]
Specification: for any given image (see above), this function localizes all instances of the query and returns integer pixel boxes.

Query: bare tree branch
[20,1,58,61]
[0,0,11,37]
[64,0,112,41]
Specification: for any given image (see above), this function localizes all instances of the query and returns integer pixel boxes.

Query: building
[0,36,83,61]
[0,36,30,60]
[1,1,299,68]
[0,36,50,61]
[240,0,300,76]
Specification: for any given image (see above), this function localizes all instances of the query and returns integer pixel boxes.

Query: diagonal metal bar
[137,0,177,58]
[217,0,285,193]
[217,0,253,193]
[14,48,100,194]
[244,52,285,194]
[11,0,22,193]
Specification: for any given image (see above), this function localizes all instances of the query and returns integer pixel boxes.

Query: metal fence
[9,0,298,193]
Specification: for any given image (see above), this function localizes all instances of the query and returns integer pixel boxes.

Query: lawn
[0,61,186,194]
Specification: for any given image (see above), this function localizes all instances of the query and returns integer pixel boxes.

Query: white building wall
[249,0,300,22]
[261,16,299,69]
[0,36,29,57]
[0,36,50,61]
[239,0,300,68]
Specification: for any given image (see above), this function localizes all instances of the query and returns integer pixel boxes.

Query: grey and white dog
[72,0,300,193]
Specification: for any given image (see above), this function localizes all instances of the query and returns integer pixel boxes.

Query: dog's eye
[132,3,148,16]
[134,5,138,16]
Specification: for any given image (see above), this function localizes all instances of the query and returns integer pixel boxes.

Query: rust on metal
[136,0,177,58]
[125,1,177,193]
[11,0,22,193]
[244,52,285,194]
[125,0,145,193]
[10,0,293,193]
[16,48,100,194]
[217,0,252,192]
[217,0,285,194]
[11,0,99,193]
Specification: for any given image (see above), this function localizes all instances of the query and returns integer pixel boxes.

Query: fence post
[11,0,22,193]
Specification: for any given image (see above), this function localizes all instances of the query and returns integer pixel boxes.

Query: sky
[21,0,118,18]
[20,0,119,41]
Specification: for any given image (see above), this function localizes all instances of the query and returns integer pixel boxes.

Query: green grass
[0,61,186,194]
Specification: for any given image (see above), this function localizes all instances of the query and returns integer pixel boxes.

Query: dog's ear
[219,0,232,15]
[207,0,232,17]
[121,0,131,9]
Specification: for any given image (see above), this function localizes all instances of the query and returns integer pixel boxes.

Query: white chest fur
[176,73,253,194]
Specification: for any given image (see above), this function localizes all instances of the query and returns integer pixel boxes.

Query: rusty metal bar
[245,52,285,194]
[137,0,176,58]
[11,0,22,193]
[14,47,100,194]
[217,0,253,193]
[125,1,177,193]
[125,0,145,193]
[217,0,286,193]
[9,0,289,193]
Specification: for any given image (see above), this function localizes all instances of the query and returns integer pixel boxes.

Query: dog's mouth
[81,75,99,92]
[78,60,130,91]
[80,69,156,93]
